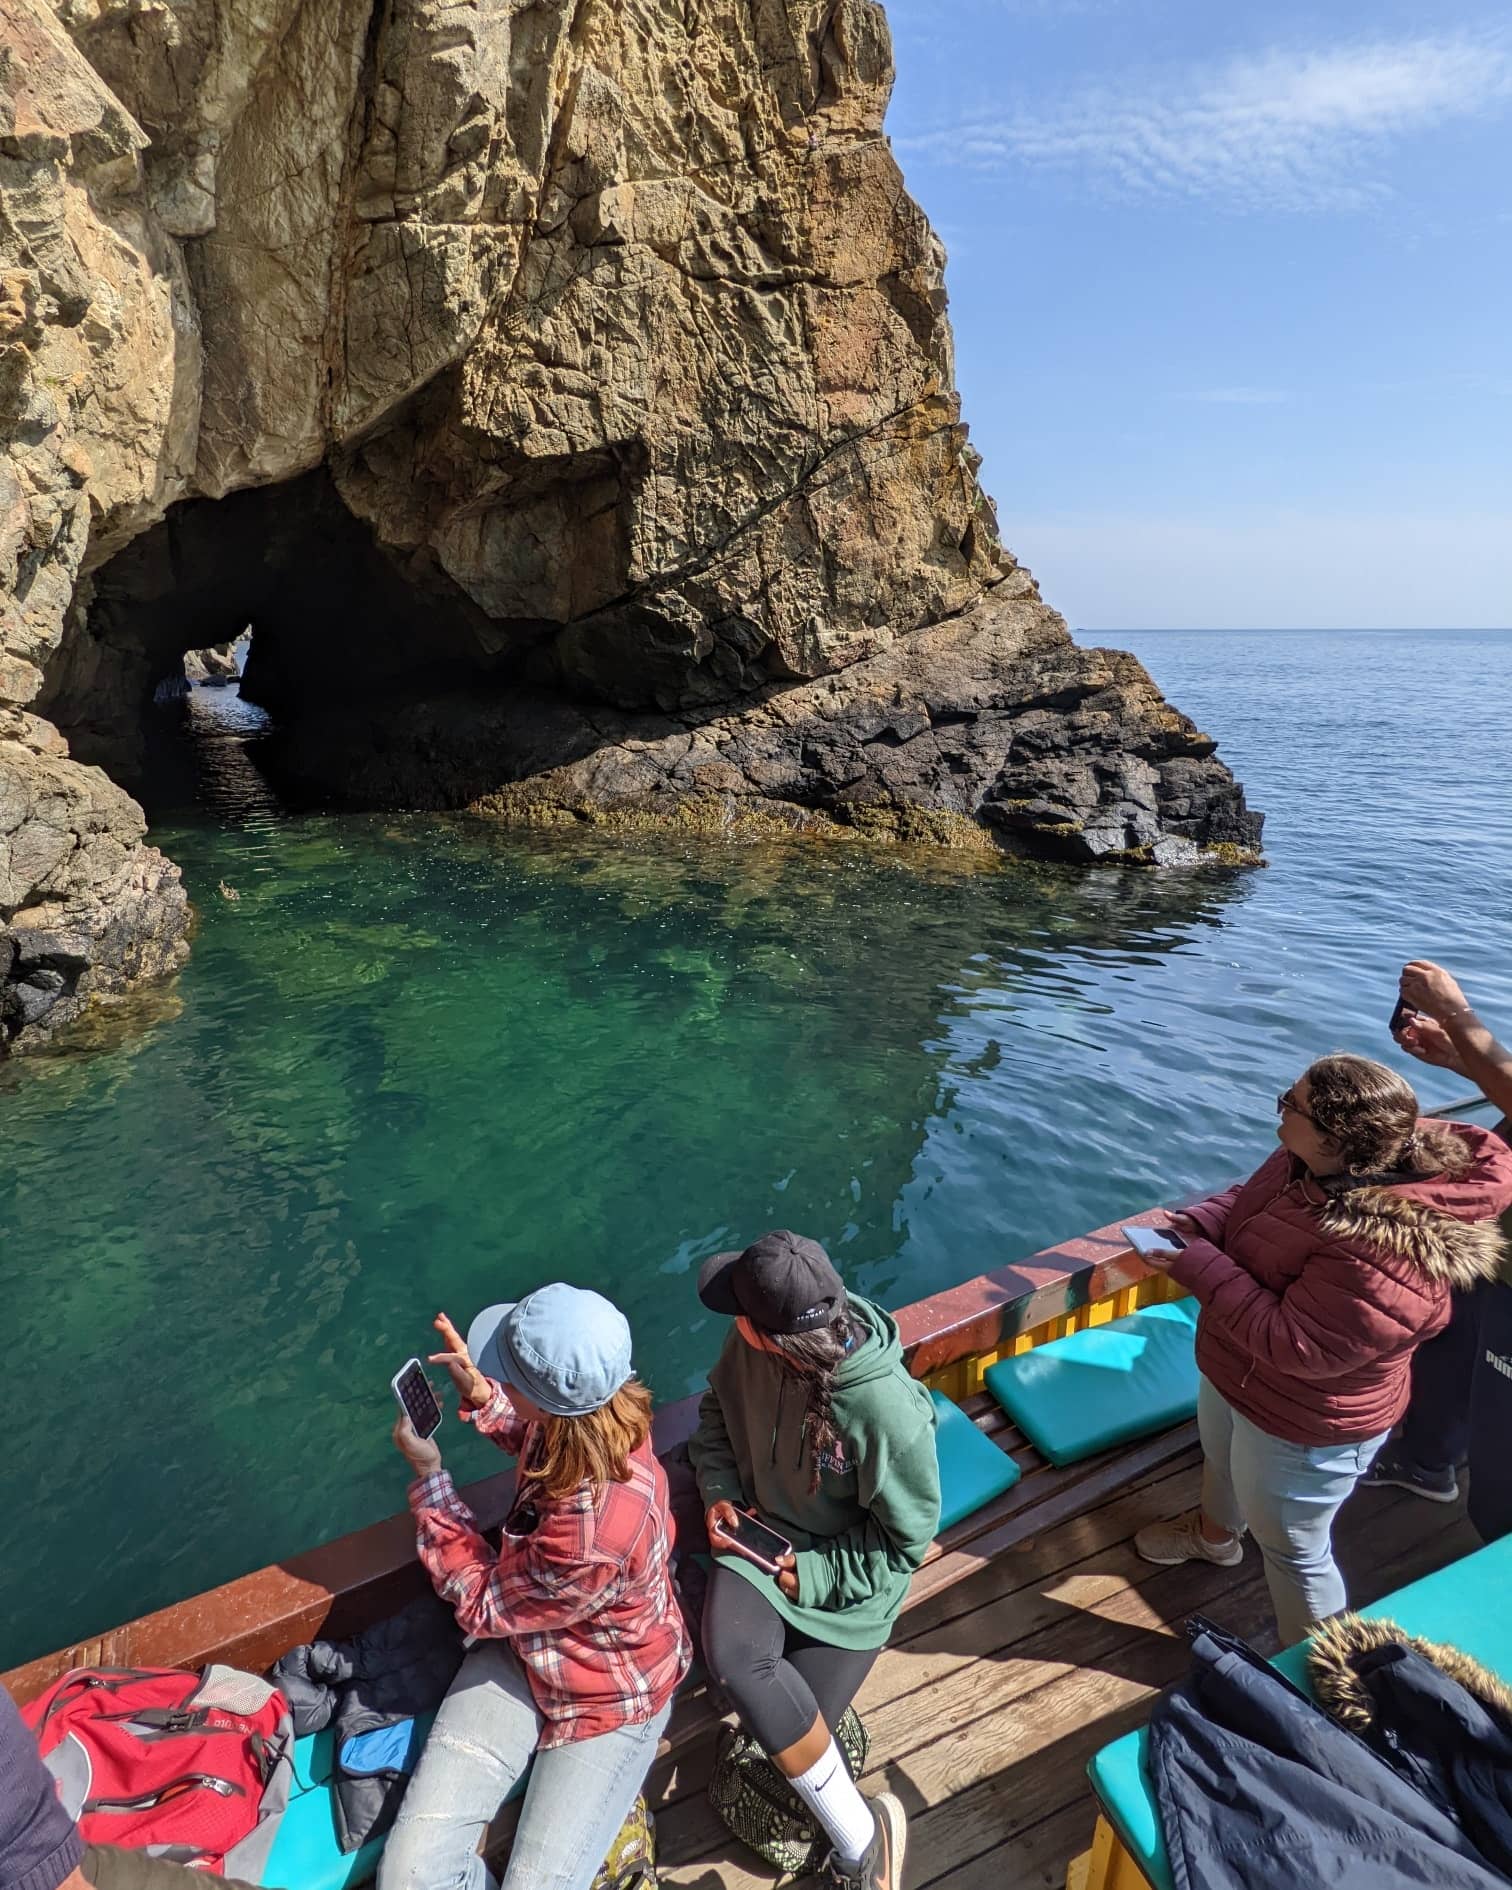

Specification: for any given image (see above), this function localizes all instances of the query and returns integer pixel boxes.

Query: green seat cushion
[1088,1533,1512,1890]
[982,1299,1199,1467]
[930,1389,1022,1531]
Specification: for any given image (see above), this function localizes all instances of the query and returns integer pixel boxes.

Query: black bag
[708,1707,869,1876]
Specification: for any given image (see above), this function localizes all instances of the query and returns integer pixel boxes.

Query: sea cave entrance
[36,468,528,818]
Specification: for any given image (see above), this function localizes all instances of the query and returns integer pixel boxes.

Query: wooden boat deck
[648,1445,1479,1889]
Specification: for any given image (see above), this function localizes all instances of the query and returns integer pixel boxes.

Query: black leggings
[702,1565,880,1756]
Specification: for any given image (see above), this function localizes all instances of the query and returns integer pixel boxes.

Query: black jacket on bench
[1149,1617,1512,1890]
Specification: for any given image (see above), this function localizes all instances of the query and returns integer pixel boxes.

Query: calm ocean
[2,626,1507,1667]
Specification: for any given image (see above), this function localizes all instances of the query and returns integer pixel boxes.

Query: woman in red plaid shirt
[381,1286,689,1890]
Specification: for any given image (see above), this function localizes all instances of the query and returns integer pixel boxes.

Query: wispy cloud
[897,33,1512,213]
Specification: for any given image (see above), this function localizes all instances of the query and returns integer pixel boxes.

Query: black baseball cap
[697,1230,847,1335]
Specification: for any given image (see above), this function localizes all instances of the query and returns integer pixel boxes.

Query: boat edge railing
[3,1092,1493,1704]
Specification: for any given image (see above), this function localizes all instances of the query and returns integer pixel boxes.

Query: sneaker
[1134,1510,1245,1568]
[1359,1450,1459,1504]
[829,1791,907,1890]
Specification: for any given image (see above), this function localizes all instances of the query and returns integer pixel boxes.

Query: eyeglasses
[1276,1089,1317,1126]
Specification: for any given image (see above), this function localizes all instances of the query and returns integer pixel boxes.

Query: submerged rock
[0,0,1260,1049]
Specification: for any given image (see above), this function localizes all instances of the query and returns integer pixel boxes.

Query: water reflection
[10,627,1509,1671]
[141,677,286,825]
[2,694,1253,1668]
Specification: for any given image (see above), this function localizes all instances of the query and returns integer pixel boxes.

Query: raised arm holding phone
[382,1288,688,1890]
[1393,960,1512,1121]
[1361,962,1512,1538]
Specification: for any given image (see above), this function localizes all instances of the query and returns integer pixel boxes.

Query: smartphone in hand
[1122,1224,1187,1258]
[712,1508,793,1576]
[392,1358,443,1440]
[1389,995,1413,1037]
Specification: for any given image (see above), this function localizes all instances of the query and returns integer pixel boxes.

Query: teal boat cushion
[262,1784,390,1890]
[264,1748,529,1890]
[930,1388,1021,1531]
[290,1728,332,1792]
[267,1713,445,1890]
[982,1298,1199,1467]
[1087,1531,1512,1890]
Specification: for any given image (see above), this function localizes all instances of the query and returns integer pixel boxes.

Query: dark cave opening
[29,467,1268,863]
[36,468,536,816]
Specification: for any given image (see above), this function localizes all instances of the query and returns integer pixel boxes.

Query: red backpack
[24,1665,294,1876]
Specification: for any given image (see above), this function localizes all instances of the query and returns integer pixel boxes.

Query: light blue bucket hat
[466,1283,634,1418]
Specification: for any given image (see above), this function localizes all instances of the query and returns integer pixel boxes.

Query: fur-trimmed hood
[1313,1121,1512,1292]
[1310,1612,1512,1732]
[1317,1190,1506,1291]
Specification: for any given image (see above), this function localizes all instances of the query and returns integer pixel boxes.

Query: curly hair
[1304,1053,1471,1182]
[768,1312,861,1495]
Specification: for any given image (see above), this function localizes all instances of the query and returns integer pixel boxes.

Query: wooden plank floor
[650,1446,1480,1890]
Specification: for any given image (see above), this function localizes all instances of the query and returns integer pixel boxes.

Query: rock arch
[0,0,1260,1051]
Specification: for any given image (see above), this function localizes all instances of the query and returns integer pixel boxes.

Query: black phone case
[396,1367,442,1439]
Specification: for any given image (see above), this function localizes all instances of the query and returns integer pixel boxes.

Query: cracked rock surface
[0,0,1259,1051]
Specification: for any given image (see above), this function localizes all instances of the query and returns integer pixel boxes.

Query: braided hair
[770,1311,861,1494]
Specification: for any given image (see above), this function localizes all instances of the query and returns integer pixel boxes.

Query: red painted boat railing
[3,1208,1182,1705]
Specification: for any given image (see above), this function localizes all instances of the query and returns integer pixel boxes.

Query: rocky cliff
[0,0,1260,1051]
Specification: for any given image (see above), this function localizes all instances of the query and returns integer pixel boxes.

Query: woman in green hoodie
[689,1231,941,1890]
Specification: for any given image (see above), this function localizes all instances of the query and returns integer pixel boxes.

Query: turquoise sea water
[3,628,1509,1669]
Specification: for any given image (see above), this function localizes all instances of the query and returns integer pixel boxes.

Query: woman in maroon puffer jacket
[1134,1052,1512,1647]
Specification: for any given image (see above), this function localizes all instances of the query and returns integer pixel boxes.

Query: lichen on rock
[0,0,1261,1051]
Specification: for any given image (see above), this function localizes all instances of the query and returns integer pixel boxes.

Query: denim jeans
[1198,1376,1388,1648]
[377,1641,672,1890]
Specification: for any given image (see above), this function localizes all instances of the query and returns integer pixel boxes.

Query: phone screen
[393,1359,443,1440]
[717,1510,792,1568]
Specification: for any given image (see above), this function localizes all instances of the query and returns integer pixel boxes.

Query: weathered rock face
[0,0,1260,1051]
[266,575,1258,866]
[0,706,188,1049]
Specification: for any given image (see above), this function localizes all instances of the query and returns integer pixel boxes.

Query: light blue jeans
[377,1641,672,1890]
[1198,1376,1388,1648]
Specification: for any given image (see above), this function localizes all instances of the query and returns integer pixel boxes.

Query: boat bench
[260,1293,1204,1889]
[645,1293,1203,1809]
[1070,1531,1512,1890]
[3,1216,1204,1890]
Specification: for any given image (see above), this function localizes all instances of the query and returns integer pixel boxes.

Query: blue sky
[883,0,1512,627]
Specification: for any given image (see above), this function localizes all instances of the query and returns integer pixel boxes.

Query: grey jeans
[1198,1376,1388,1648]
[376,1641,671,1890]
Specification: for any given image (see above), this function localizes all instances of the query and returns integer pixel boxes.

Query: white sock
[787,1739,876,1864]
